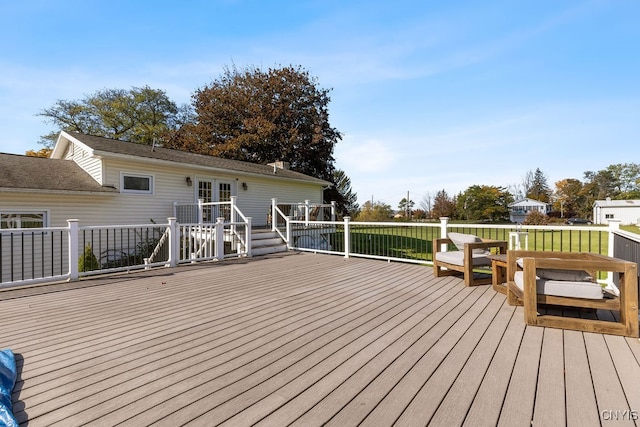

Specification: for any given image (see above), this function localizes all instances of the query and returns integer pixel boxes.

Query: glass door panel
[218,182,232,221]
[198,180,213,222]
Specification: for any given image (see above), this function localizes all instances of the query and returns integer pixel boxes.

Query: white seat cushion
[515,258,592,281]
[514,271,604,299]
[436,251,491,267]
[447,232,490,255]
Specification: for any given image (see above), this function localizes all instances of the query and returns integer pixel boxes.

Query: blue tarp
[0,349,18,427]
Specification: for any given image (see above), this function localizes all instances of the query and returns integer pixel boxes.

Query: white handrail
[144,227,171,265]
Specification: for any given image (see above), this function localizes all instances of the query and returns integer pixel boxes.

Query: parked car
[566,218,592,225]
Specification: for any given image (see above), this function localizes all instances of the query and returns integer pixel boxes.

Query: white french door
[196,179,234,222]
[218,181,232,221]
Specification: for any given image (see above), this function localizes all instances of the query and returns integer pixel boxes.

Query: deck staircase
[251,229,288,256]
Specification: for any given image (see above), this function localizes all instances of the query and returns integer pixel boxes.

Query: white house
[593,198,640,225]
[508,198,550,224]
[0,131,332,229]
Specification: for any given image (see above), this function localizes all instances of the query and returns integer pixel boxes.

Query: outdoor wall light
[242,182,248,191]
[186,176,193,186]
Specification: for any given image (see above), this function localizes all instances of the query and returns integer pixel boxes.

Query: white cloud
[335,137,398,174]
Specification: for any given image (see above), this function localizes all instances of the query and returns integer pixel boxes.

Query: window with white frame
[121,173,153,194]
[0,212,48,229]
[605,213,615,219]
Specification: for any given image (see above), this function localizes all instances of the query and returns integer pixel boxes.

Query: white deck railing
[282,215,622,265]
[3,204,633,289]
[0,213,252,288]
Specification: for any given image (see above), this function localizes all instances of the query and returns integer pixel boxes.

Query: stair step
[252,244,288,256]
[250,228,287,255]
[252,230,280,240]
[253,237,285,247]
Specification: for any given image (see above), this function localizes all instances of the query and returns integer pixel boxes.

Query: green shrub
[79,244,100,272]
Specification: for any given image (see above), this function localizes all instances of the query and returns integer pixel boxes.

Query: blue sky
[1,0,639,207]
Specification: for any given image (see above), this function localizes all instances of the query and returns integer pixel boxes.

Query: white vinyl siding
[2,155,325,228]
[236,179,324,226]
[64,142,104,184]
[0,194,116,227]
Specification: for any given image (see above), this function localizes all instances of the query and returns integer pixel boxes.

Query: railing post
[215,217,225,260]
[607,219,622,285]
[439,217,449,252]
[230,195,237,236]
[304,200,310,226]
[331,201,336,221]
[246,217,252,257]
[344,216,351,259]
[230,196,237,221]
[67,219,79,281]
[197,198,204,224]
[168,217,178,267]
[286,215,292,248]
[271,198,278,231]
[607,219,621,258]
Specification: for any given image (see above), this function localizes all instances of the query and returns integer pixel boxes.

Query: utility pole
[406,191,410,218]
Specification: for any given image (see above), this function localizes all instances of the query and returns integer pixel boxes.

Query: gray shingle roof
[67,132,331,185]
[0,153,118,194]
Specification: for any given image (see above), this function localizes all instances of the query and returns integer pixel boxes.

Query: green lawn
[321,223,635,262]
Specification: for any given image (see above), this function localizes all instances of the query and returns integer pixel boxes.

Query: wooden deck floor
[1,252,639,426]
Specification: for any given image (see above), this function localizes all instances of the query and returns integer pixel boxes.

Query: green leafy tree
[525,168,552,203]
[457,185,512,222]
[356,201,393,221]
[612,163,640,198]
[398,197,415,218]
[330,169,359,217]
[170,65,341,181]
[553,178,585,218]
[78,244,100,272]
[584,163,640,199]
[583,168,618,201]
[38,86,190,148]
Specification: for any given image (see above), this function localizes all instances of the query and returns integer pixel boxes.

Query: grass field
[312,223,640,263]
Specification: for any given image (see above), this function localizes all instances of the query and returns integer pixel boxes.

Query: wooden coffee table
[488,253,508,294]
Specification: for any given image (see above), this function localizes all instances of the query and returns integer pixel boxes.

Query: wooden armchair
[506,250,639,337]
[433,232,507,287]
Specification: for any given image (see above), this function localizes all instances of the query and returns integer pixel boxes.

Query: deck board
[533,328,566,427]
[358,287,498,426]
[463,309,525,427]
[604,335,640,413]
[1,252,638,426]
[428,299,515,426]
[564,330,600,427]
[585,334,637,427]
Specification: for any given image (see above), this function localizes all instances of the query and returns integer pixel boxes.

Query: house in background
[0,131,331,229]
[508,198,550,224]
[593,198,640,225]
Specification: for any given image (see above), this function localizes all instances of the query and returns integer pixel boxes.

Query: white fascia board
[51,131,97,159]
[0,187,118,196]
